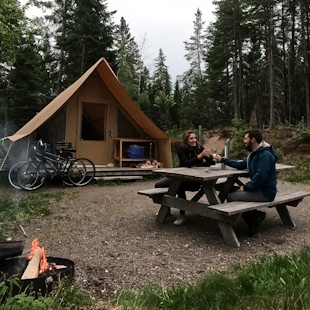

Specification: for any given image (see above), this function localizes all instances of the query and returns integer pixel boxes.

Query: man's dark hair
[246,129,263,143]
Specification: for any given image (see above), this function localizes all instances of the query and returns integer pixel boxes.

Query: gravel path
[9,178,310,304]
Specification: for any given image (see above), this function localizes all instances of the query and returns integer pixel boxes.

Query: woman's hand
[198,148,211,159]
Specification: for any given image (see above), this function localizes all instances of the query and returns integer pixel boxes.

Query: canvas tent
[0,58,173,170]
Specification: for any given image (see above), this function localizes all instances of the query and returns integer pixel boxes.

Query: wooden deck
[0,165,153,179]
[94,165,155,177]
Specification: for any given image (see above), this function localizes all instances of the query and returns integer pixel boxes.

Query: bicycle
[9,140,95,190]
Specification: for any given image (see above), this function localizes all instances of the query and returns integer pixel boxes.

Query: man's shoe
[173,215,187,226]
[248,215,264,236]
[258,211,266,220]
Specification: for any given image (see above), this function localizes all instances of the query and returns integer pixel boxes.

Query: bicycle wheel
[74,158,95,186]
[8,160,29,189]
[17,162,39,190]
[65,159,87,186]
[28,162,48,190]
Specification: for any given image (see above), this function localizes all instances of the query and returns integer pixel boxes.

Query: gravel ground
[8,178,310,305]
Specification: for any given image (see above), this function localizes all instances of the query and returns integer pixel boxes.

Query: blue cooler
[128,145,145,159]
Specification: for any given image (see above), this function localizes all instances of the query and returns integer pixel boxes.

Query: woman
[155,130,215,225]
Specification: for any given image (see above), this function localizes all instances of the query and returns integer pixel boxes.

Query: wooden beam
[21,248,43,280]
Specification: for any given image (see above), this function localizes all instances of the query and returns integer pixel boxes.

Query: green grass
[1,144,310,309]
[0,279,92,309]
[0,190,93,309]
[279,156,310,184]
[114,247,310,310]
[0,191,64,240]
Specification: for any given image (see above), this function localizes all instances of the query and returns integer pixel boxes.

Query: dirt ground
[7,177,310,306]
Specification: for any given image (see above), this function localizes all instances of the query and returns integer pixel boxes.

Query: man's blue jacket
[221,141,278,201]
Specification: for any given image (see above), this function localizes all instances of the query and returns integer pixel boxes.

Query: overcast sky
[22,0,216,82]
[109,1,215,81]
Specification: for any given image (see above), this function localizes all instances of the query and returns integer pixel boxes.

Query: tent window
[81,103,106,141]
[42,108,66,143]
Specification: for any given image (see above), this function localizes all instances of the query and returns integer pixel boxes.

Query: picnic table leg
[202,182,221,205]
[217,176,243,203]
[191,189,204,202]
[217,221,240,248]
[276,204,296,227]
[156,179,183,223]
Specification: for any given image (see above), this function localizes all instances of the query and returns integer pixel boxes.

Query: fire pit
[0,256,74,296]
[0,238,74,297]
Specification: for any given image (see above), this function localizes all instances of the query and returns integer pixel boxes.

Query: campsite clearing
[6,178,310,304]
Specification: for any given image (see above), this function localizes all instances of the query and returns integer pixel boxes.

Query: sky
[22,0,216,82]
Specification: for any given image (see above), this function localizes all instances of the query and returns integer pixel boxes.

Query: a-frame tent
[1,58,173,169]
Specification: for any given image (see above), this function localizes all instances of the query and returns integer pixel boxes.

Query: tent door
[75,99,112,165]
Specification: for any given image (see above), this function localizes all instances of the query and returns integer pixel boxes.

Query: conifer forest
[1,0,310,137]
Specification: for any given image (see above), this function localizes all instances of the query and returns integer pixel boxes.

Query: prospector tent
[0,58,173,169]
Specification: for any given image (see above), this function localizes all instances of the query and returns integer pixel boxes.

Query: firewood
[140,164,154,169]
[54,265,67,270]
[49,262,67,270]
[21,248,43,280]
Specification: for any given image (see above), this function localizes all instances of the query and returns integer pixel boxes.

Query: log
[21,248,43,280]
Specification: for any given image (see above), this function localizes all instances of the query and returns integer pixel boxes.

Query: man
[214,129,278,236]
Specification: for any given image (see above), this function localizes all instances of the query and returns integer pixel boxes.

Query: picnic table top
[153,163,294,181]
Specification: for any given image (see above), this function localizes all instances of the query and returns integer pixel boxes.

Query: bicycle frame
[12,140,92,190]
[35,150,74,179]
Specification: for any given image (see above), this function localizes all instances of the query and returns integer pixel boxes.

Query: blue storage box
[128,145,145,159]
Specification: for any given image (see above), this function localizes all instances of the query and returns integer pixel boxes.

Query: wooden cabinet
[114,138,157,167]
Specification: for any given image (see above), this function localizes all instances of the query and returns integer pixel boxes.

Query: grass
[0,279,92,309]
[0,191,64,240]
[114,247,310,310]
[2,127,310,309]
[0,190,93,309]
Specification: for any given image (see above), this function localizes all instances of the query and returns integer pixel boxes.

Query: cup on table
[213,153,219,162]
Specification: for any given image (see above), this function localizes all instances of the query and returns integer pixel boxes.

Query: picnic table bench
[138,164,310,247]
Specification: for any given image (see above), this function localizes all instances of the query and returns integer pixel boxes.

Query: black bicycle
[8,140,95,190]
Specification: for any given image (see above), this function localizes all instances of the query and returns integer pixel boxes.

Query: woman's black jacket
[177,145,215,167]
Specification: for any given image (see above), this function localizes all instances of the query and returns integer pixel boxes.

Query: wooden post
[198,125,203,144]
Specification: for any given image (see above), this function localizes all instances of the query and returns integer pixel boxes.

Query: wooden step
[94,176,143,181]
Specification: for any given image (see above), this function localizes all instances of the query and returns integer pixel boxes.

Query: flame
[28,238,49,274]
[28,237,39,260]
[40,247,48,274]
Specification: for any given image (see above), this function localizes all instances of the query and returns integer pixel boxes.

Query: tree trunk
[300,0,310,125]
[268,1,275,129]
[57,0,68,95]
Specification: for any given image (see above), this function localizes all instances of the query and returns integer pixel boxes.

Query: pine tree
[149,49,172,128]
[152,49,171,96]
[41,0,117,91]
[63,0,116,87]
[0,0,25,65]
[7,33,48,131]
[0,0,25,136]
[183,8,206,82]
[115,17,141,101]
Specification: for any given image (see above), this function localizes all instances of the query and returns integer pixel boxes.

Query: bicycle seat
[60,148,76,153]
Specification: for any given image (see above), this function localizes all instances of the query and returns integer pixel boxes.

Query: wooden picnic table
[153,163,295,206]
[140,163,310,247]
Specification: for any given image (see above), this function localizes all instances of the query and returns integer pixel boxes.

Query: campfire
[21,238,67,280]
[0,238,74,297]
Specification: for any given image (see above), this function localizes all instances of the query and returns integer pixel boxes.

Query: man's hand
[213,154,222,162]
[237,186,244,191]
